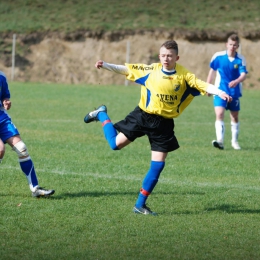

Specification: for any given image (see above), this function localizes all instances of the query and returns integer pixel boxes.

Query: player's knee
[109,142,119,150]
[12,141,29,157]
[108,138,119,150]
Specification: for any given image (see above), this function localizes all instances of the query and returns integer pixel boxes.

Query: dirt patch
[0,30,259,88]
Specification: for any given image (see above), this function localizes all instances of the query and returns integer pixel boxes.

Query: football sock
[215,120,225,143]
[98,112,118,150]
[135,161,165,207]
[19,156,39,192]
[231,121,240,143]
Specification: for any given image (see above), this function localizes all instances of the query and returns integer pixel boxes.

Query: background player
[0,71,55,197]
[207,34,248,150]
[84,40,231,215]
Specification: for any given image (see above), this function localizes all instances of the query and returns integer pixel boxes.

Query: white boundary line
[2,165,260,191]
[12,118,260,126]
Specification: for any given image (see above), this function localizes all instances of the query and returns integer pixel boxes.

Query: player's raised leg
[84,105,120,150]
[84,105,107,123]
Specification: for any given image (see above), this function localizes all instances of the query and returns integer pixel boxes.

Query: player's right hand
[95,60,104,69]
[3,99,11,110]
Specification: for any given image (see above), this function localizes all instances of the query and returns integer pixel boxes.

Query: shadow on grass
[204,203,260,214]
[160,204,260,216]
[53,191,137,199]
[0,189,206,202]
[51,189,206,199]
[233,147,260,151]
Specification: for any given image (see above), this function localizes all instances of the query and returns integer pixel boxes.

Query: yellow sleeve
[125,63,155,82]
[185,71,208,95]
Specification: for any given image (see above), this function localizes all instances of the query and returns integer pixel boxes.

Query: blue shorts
[213,95,240,111]
[0,111,20,143]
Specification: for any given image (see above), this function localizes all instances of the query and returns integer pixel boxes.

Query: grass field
[1,82,260,260]
[0,0,260,33]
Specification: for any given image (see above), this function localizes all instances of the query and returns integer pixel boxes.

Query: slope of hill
[0,29,259,89]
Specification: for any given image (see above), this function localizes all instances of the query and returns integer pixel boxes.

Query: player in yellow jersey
[84,40,232,215]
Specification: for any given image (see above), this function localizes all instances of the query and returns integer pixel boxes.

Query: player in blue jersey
[207,34,248,150]
[0,71,55,197]
[84,40,232,215]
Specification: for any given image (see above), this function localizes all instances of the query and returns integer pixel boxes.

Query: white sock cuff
[18,156,31,163]
[231,121,240,126]
[30,184,39,192]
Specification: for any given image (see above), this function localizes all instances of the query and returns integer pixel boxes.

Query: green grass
[1,82,260,259]
[0,0,260,33]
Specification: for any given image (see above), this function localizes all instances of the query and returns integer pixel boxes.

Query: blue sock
[98,112,118,150]
[135,161,165,207]
[19,157,38,189]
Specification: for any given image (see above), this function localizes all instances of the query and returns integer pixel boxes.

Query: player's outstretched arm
[94,60,129,75]
[206,69,216,97]
[206,84,232,102]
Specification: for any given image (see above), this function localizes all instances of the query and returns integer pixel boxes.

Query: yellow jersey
[125,63,208,119]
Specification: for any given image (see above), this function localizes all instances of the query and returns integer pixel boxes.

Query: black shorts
[114,106,180,152]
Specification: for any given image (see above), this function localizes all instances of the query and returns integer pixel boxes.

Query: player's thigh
[149,118,179,153]
[116,132,131,149]
[213,95,226,120]
[0,118,20,144]
[151,151,168,162]
[228,98,240,111]
[227,98,240,122]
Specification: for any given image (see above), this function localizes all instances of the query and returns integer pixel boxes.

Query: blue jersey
[0,71,19,142]
[0,71,10,108]
[210,51,248,98]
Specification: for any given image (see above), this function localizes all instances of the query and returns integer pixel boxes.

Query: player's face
[226,39,239,54]
[159,47,179,70]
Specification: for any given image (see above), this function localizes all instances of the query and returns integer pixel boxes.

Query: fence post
[125,40,130,86]
[11,34,16,81]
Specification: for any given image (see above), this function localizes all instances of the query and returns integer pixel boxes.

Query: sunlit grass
[0,0,260,33]
[0,82,260,259]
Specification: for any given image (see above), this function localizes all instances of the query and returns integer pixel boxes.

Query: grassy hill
[0,0,260,33]
[0,0,259,87]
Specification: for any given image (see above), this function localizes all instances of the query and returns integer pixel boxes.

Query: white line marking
[2,165,260,191]
[14,118,260,126]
